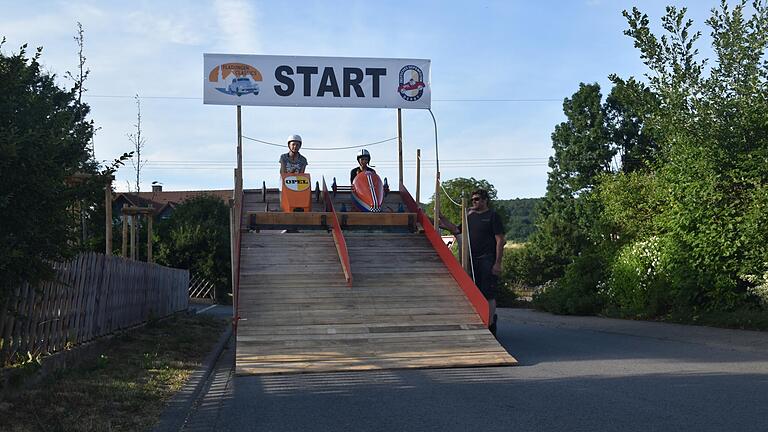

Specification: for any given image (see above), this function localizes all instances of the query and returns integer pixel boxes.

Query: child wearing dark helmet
[350,149,376,183]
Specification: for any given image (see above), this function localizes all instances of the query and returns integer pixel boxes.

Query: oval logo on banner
[398,65,426,101]
[208,63,263,97]
[284,175,310,191]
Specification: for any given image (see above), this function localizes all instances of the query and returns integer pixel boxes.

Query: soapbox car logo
[284,175,311,192]
[208,63,262,96]
[398,65,425,102]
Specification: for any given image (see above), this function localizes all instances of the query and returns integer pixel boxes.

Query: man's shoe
[489,313,498,337]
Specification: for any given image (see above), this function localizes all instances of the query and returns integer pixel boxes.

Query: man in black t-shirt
[440,189,506,335]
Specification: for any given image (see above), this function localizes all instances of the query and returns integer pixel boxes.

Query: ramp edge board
[322,178,352,286]
[399,184,491,327]
[235,355,518,376]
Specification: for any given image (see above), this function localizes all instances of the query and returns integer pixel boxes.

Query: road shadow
[216,367,768,432]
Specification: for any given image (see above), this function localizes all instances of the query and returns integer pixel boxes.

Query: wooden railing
[0,253,189,365]
[188,274,216,301]
[323,178,353,286]
[399,184,491,326]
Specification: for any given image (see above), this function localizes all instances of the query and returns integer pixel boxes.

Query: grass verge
[557,304,768,331]
[661,308,768,331]
[0,313,227,432]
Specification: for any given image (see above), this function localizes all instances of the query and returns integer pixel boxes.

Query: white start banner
[203,54,431,109]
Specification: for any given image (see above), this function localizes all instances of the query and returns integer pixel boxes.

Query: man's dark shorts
[472,254,498,300]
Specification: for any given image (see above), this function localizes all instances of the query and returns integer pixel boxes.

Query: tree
[549,83,614,195]
[155,196,232,303]
[495,198,541,242]
[604,75,660,172]
[623,1,768,311]
[65,22,91,157]
[0,40,98,299]
[523,84,614,283]
[128,94,147,192]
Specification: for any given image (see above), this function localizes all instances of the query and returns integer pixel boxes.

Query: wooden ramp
[236,231,517,375]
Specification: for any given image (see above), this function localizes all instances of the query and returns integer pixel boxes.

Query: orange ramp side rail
[322,178,353,287]
[399,184,490,326]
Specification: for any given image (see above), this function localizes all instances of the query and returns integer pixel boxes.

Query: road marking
[197,304,217,314]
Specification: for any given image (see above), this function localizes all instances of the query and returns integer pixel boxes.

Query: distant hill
[495,197,542,242]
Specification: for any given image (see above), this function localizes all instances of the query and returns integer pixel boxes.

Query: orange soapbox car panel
[281,173,312,212]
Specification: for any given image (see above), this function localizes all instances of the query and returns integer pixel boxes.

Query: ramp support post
[397,108,403,190]
[461,196,470,274]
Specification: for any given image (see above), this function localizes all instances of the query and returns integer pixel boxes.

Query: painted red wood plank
[322,178,353,287]
[399,185,490,326]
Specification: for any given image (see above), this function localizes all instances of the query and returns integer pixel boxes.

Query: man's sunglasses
[471,196,482,202]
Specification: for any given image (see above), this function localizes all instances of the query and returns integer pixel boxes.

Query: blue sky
[1,0,718,199]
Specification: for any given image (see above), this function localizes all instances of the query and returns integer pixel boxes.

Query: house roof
[114,193,159,209]
[114,189,233,215]
[135,189,233,206]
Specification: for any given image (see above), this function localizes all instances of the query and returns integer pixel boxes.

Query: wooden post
[105,177,112,255]
[147,214,153,263]
[121,204,128,258]
[229,200,235,307]
[130,214,136,260]
[234,105,243,328]
[434,172,440,233]
[397,108,403,190]
[461,196,470,274]
[416,149,421,205]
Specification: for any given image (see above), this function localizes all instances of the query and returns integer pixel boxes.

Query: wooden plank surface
[236,231,517,375]
[339,213,415,227]
[249,212,330,227]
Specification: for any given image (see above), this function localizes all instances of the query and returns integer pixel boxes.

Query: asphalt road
[188,308,768,432]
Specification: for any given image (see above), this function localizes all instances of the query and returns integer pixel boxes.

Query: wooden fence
[0,252,189,366]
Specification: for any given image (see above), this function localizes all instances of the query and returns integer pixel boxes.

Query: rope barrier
[439,182,462,207]
[241,135,397,150]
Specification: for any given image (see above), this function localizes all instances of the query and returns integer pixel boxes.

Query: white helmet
[287,134,302,144]
[357,149,371,159]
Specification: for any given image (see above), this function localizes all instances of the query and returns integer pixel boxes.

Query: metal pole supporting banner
[429,109,440,232]
[234,106,243,330]
[397,108,403,190]
[237,105,243,190]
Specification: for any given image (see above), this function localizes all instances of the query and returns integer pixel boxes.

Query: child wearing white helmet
[350,149,376,183]
[279,134,308,174]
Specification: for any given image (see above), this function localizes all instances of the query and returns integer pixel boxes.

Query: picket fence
[0,252,189,365]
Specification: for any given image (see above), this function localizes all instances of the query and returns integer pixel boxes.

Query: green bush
[155,195,231,303]
[532,249,606,315]
[604,236,670,317]
[501,245,538,286]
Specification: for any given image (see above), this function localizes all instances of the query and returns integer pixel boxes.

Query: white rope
[465,210,475,281]
[242,135,397,150]
[439,182,462,207]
